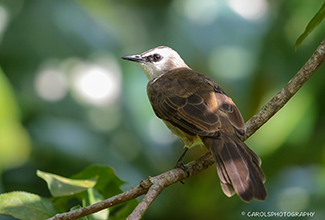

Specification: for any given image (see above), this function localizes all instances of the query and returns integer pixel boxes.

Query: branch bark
[48,37,325,220]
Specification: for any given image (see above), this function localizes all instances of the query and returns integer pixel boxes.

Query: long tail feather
[202,134,267,202]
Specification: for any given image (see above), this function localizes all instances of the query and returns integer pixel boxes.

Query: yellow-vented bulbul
[122,46,266,202]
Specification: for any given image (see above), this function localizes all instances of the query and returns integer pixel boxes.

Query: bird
[121,46,267,202]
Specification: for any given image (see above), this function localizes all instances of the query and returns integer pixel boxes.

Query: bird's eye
[153,54,162,62]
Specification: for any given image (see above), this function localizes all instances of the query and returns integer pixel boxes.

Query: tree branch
[244,37,325,140]
[48,37,325,220]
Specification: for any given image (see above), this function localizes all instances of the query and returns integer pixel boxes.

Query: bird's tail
[201,134,267,202]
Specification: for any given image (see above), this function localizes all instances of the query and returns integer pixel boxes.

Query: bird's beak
[121,54,145,63]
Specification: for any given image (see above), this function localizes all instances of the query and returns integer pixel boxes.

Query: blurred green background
[1,0,325,219]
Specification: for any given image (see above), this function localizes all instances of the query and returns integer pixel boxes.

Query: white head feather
[123,46,190,80]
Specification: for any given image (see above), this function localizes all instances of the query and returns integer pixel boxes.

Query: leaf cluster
[0,165,137,220]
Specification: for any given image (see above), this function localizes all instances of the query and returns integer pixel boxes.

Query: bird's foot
[174,160,190,178]
[174,148,190,184]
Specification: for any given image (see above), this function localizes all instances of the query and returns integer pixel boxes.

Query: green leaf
[0,66,31,172]
[71,165,137,219]
[82,188,109,220]
[0,67,20,121]
[37,170,97,197]
[36,166,137,219]
[0,191,61,220]
[295,1,325,50]
[71,165,125,198]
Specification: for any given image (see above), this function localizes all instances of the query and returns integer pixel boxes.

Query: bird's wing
[147,68,245,137]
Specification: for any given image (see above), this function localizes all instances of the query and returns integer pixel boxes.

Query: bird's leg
[174,147,190,178]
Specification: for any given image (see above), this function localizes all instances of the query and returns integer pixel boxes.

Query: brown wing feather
[147,68,244,137]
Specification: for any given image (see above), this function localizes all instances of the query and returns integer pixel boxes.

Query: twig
[47,37,325,220]
[48,184,148,220]
[127,177,169,220]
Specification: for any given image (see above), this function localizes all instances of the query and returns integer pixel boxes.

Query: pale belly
[163,120,204,148]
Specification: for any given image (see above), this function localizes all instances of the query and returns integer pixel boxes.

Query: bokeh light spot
[76,67,111,98]
[173,0,220,25]
[35,66,68,102]
[228,0,269,21]
[71,56,122,106]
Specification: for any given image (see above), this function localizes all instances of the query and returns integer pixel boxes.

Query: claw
[175,161,190,178]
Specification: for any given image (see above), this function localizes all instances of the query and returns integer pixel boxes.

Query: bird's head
[122,46,190,80]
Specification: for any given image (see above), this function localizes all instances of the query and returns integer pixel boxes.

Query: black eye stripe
[146,56,152,62]
[147,54,163,62]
